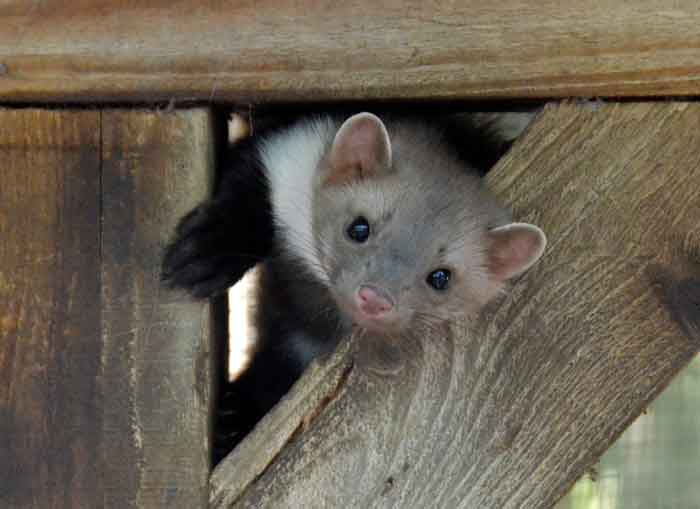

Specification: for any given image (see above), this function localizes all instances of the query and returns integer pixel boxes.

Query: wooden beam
[210,102,700,508]
[2,2,700,103]
[0,108,215,508]
[0,110,102,508]
[100,110,215,508]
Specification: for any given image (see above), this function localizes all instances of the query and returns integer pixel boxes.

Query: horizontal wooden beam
[2,1,700,103]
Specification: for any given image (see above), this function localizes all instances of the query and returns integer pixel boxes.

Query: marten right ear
[324,113,392,186]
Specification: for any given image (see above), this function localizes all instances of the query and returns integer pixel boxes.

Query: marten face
[315,170,496,336]
[310,113,546,337]
[266,112,546,337]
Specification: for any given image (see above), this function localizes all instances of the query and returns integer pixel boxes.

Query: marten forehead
[368,176,482,220]
[330,178,486,248]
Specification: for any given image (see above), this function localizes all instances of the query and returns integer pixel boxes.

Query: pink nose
[356,285,394,317]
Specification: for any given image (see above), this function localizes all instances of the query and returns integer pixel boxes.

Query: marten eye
[427,269,451,291]
[347,216,370,243]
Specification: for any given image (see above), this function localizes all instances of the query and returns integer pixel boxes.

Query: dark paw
[162,198,272,298]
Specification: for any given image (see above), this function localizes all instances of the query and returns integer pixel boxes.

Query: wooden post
[0,110,103,509]
[210,102,700,508]
[0,109,215,508]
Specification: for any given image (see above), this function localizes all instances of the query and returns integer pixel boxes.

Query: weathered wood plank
[2,2,700,103]
[101,109,215,508]
[0,110,102,508]
[210,102,700,508]
[0,108,215,508]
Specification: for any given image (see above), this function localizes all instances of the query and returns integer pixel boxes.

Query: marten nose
[356,284,394,317]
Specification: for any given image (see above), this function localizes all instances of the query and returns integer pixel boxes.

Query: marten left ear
[486,223,547,284]
[325,112,392,186]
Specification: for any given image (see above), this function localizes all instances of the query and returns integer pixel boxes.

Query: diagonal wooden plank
[211,102,700,508]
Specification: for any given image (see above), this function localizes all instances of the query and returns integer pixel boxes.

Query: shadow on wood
[211,103,700,508]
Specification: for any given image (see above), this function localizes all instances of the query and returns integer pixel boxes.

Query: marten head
[311,113,546,335]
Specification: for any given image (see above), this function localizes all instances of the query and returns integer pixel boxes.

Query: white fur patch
[261,117,336,282]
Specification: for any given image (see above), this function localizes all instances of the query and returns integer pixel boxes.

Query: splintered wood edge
[210,336,357,507]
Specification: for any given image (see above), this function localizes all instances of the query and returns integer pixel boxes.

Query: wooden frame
[1,3,700,507]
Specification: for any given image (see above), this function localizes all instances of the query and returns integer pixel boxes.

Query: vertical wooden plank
[100,109,214,508]
[1,108,214,508]
[0,110,102,508]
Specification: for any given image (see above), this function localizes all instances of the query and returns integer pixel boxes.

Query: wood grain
[0,110,102,508]
[2,2,700,103]
[0,108,215,508]
[100,109,215,509]
[210,103,700,508]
